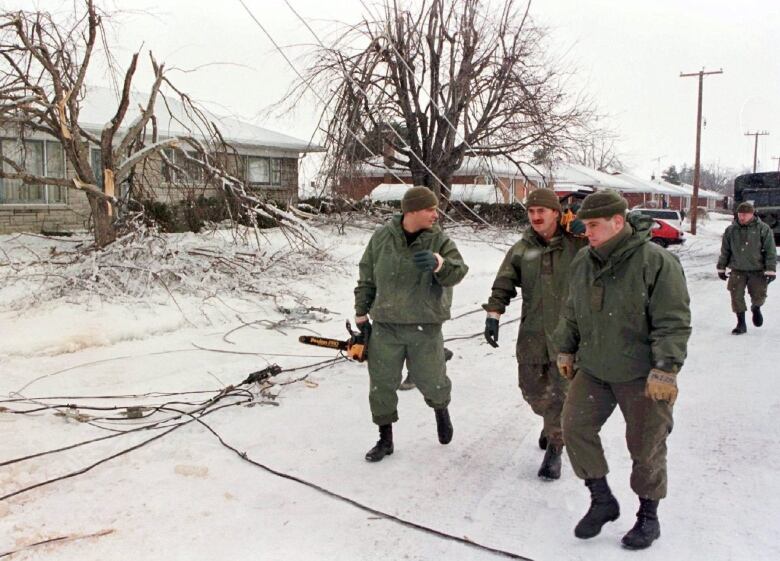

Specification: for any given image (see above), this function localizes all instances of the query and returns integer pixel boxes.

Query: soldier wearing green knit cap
[354,186,469,462]
[553,189,691,550]
[483,187,586,481]
[717,200,777,334]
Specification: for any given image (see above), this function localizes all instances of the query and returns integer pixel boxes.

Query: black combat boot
[731,312,747,335]
[365,424,393,462]
[751,305,764,327]
[399,373,416,391]
[574,477,621,539]
[621,498,661,550]
[538,429,548,450]
[537,444,562,480]
[435,407,453,444]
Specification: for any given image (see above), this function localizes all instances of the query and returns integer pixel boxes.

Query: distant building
[337,155,540,203]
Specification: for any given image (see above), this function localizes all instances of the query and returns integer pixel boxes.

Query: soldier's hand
[412,250,438,271]
[556,353,575,380]
[645,368,678,405]
[355,316,372,340]
[766,271,776,284]
[717,270,729,281]
[484,317,499,348]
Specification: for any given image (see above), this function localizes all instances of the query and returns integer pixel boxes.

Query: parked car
[648,218,685,248]
[631,208,685,230]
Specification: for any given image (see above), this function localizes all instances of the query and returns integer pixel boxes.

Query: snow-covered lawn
[1,214,777,560]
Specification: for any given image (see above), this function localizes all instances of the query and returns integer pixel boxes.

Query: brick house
[337,155,539,203]
[0,88,321,235]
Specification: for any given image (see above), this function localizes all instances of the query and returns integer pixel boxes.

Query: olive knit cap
[524,188,562,212]
[402,185,439,212]
[736,201,754,213]
[576,189,628,219]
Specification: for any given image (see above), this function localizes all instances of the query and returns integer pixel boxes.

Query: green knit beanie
[401,186,438,212]
[576,190,628,219]
[736,201,754,213]
[524,188,562,212]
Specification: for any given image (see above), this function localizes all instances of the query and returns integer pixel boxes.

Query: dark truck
[734,172,780,244]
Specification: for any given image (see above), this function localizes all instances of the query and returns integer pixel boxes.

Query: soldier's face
[528,206,560,239]
[737,211,754,225]
[583,215,625,248]
[404,206,438,232]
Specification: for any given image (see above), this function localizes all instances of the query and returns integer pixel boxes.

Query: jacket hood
[591,212,652,267]
[732,216,762,227]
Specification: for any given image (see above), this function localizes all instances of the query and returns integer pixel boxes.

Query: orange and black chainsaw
[298,320,369,362]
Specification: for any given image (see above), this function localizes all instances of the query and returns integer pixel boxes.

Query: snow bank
[0,302,188,357]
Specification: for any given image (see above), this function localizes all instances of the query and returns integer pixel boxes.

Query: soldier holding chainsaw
[354,186,469,462]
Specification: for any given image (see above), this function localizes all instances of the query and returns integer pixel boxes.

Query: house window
[245,156,282,187]
[90,148,103,188]
[271,158,281,185]
[46,140,66,203]
[0,138,67,204]
[247,156,269,184]
[162,149,205,183]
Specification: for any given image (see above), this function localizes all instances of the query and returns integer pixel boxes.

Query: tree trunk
[87,193,116,247]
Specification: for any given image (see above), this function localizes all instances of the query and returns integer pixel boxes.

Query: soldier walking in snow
[553,191,691,550]
[354,186,469,462]
[717,201,777,334]
[482,188,586,480]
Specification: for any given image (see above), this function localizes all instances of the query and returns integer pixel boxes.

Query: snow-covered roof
[615,172,680,195]
[357,155,543,180]
[78,86,322,153]
[652,179,722,200]
[370,183,504,204]
[545,163,640,192]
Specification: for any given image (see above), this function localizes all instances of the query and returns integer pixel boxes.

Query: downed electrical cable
[1,356,534,560]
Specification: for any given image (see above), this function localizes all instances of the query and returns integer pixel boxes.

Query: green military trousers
[367,322,452,426]
[728,270,769,313]
[562,371,674,500]
[517,362,569,448]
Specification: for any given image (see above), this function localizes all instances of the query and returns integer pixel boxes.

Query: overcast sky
[6,0,779,180]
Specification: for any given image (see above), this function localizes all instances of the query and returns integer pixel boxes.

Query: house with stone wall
[0,88,321,235]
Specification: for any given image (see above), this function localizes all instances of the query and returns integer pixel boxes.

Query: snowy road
[1,214,778,560]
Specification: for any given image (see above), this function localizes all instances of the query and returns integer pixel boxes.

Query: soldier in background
[717,201,777,334]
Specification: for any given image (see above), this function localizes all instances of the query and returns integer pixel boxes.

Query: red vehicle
[649,218,685,248]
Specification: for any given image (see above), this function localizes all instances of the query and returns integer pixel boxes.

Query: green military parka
[483,227,587,364]
[553,214,692,383]
[354,215,468,323]
[717,216,777,273]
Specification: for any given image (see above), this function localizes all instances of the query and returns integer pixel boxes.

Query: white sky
[5,0,780,180]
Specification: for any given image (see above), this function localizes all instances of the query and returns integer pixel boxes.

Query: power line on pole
[680,68,723,236]
[744,131,770,173]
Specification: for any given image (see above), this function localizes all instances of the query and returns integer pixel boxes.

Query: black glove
[358,319,372,341]
[717,271,728,281]
[766,273,776,284]
[412,250,438,272]
[484,317,499,348]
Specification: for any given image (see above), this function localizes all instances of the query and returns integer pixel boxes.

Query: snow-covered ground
[1,213,778,561]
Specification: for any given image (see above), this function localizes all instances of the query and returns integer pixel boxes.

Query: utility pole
[772,156,780,172]
[680,68,722,235]
[744,131,769,173]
